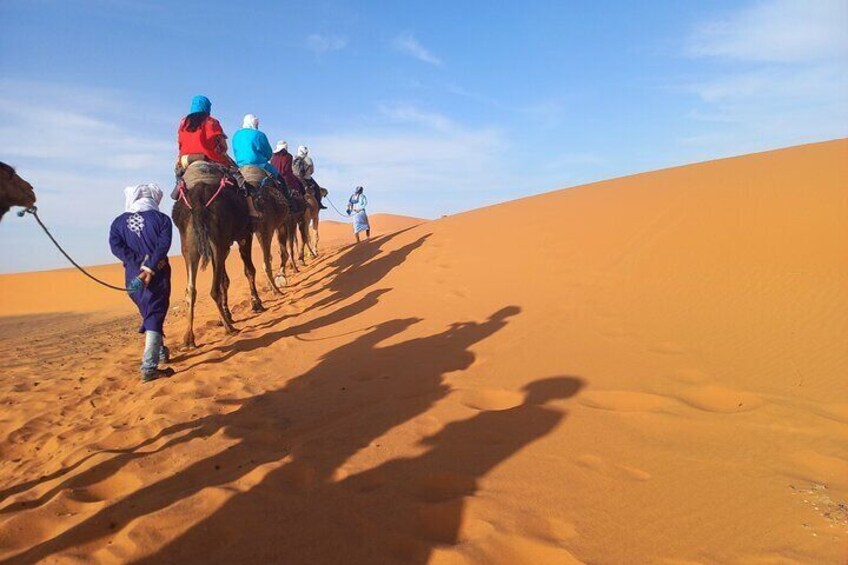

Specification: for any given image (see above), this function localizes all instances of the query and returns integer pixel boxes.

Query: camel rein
[17,206,132,292]
[324,193,352,221]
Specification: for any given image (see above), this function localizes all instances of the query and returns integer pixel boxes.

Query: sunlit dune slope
[0,140,845,564]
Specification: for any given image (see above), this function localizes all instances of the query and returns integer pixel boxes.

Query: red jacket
[177,116,229,164]
[270,150,305,194]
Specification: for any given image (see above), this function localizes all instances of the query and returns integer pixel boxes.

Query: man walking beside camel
[109,184,174,383]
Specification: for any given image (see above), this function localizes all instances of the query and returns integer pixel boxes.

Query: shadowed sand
[0,141,846,563]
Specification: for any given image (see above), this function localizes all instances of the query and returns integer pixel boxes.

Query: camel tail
[188,189,213,270]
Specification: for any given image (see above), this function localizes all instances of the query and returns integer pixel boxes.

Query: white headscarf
[275,140,288,153]
[242,114,259,129]
[297,145,308,158]
[124,183,163,213]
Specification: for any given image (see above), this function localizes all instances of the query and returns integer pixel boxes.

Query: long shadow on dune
[181,287,393,371]
[170,230,426,364]
[0,419,216,516]
[140,375,585,564]
[292,226,420,293]
[0,430,177,510]
[0,232,424,510]
[5,307,522,564]
[301,233,430,313]
[177,234,429,371]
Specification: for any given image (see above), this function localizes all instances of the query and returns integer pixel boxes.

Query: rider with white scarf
[292,145,327,209]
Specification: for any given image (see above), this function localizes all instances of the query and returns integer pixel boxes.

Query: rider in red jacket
[177,96,230,165]
[173,95,260,217]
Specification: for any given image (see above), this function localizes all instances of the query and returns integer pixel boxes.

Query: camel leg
[304,209,318,259]
[275,226,289,287]
[310,210,319,257]
[258,227,282,294]
[220,266,234,326]
[288,217,301,273]
[210,245,237,334]
[298,216,309,266]
[182,248,199,349]
[238,235,264,312]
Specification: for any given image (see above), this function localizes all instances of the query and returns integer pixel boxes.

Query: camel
[240,166,294,294]
[172,164,264,349]
[279,209,305,274]
[0,162,36,222]
[278,192,318,273]
[273,188,318,274]
[297,190,321,265]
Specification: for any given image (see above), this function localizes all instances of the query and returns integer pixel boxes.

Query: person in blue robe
[109,183,174,382]
[347,186,370,242]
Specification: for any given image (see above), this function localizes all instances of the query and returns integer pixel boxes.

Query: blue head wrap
[190,95,211,114]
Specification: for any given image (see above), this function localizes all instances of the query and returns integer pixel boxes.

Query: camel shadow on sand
[171,229,428,362]
[0,224,586,563]
[1,304,587,564]
[0,229,424,509]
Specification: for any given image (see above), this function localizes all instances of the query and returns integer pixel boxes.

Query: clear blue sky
[1,0,846,272]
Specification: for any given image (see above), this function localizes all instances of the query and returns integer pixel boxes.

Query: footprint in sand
[576,454,652,481]
[69,470,144,503]
[411,414,443,438]
[459,389,525,412]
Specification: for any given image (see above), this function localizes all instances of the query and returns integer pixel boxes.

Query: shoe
[141,367,175,383]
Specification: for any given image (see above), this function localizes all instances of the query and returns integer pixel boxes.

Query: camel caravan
[172,97,329,352]
[6,95,367,382]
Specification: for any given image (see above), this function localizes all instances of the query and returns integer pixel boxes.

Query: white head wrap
[124,183,163,213]
[297,145,308,158]
[242,114,259,129]
[275,140,288,152]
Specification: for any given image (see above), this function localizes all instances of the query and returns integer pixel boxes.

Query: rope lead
[324,194,352,220]
[19,207,133,292]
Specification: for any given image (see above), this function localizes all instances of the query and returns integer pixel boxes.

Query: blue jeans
[141,331,169,376]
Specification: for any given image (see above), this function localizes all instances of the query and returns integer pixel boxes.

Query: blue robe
[109,210,173,334]
[349,193,369,234]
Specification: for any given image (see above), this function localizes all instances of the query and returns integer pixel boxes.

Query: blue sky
[1,0,846,273]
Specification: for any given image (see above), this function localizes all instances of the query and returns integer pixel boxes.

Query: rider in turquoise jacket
[232,114,279,176]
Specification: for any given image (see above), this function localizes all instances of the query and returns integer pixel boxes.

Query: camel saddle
[183,161,230,190]
[239,165,271,188]
[239,165,287,210]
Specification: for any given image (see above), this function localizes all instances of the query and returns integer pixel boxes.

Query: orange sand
[0,213,421,317]
[0,141,845,563]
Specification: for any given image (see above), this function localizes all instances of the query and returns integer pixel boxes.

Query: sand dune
[0,141,846,563]
[0,213,422,317]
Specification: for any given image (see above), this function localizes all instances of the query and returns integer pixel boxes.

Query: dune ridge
[0,140,846,563]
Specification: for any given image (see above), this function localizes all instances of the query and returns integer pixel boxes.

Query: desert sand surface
[0,141,846,564]
[0,213,421,317]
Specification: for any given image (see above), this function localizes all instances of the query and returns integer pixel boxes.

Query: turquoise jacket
[232,128,279,175]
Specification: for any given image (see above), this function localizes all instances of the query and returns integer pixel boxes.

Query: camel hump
[239,165,271,187]
[183,161,228,190]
